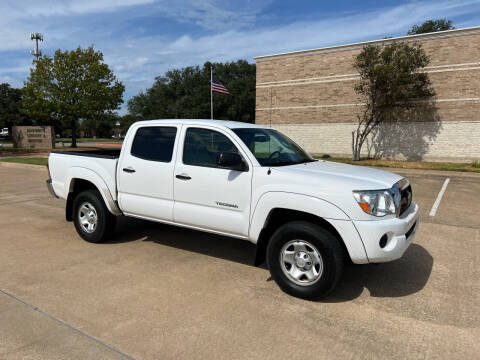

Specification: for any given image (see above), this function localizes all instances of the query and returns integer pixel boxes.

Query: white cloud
[0,0,155,18]
[151,0,273,30]
[105,0,480,83]
[0,75,23,87]
[1,0,480,111]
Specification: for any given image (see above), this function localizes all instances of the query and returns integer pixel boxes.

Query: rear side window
[131,126,177,162]
[183,127,238,168]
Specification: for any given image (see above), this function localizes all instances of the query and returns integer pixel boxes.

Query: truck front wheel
[73,190,116,243]
[267,221,344,300]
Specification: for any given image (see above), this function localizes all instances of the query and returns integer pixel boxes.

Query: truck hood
[255,160,406,221]
[272,160,403,191]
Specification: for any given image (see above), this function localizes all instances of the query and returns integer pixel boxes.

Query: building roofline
[254,26,480,61]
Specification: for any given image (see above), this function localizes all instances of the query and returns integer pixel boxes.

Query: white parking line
[429,178,450,216]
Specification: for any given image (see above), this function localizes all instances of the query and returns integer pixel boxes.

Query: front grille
[400,184,412,215]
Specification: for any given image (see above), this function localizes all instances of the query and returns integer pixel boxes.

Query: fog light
[379,234,388,248]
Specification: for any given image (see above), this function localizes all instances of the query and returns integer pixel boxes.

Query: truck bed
[48,149,120,201]
[51,149,121,159]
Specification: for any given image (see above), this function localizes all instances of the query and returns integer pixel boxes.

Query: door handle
[175,174,191,180]
[123,167,136,173]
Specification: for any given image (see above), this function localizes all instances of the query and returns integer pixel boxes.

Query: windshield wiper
[297,159,317,164]
[262,158,317,167]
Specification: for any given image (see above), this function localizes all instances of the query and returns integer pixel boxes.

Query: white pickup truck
[47,119,419,299]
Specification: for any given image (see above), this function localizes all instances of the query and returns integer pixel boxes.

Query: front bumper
[353,202,420,263]
[46,179,58,198]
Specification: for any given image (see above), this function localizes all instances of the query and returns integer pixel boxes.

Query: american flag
[211,74,230,95]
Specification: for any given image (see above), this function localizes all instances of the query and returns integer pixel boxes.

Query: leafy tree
[407,19,454,35]
[352,42,436,161]
[128,60,256,122]
[0,83,30,133]
[119,113,141,133]
[22,46,124,147]
[79,113,120,138]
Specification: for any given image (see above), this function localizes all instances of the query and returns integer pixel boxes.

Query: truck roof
[133,119,266,129]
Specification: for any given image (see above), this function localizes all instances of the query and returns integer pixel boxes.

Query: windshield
[232,128,315,167]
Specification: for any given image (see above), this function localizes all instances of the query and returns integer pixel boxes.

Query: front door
[173,126,252,237]
[118,125,179,221]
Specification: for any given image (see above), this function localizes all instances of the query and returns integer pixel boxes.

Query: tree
[0,83,29,132]
[351,42,436,161]
[407,19,454,35]
[127,60,256,122]
[119,114,140,134]
[22,46,124,147]
[79,113,119,138]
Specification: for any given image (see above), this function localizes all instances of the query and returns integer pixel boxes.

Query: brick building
[254,27,480,161]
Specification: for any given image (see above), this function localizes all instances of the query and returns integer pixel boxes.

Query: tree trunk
[71,119,77,148]
[352,129,362,161]
[351,131,356,160]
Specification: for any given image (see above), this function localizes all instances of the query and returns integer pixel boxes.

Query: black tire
[73,190,116,243]
[267,221,344,300]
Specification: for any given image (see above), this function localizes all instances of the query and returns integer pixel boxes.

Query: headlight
[353,186,400,217]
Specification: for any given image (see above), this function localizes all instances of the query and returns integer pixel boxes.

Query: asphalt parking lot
[0,163,479,359]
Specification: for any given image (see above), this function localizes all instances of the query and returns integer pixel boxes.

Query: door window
[183,128,239,168]
[131,126,177,162]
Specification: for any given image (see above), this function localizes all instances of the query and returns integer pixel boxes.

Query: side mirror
[216,152,248,171]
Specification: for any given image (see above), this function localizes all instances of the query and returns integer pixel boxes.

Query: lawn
[0,147,50,153]
[55,138,122,143]
[0,157,48,166]
[319,157,480,173]
[0,146,101,153]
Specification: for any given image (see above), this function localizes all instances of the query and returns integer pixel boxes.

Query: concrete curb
[386,167,480,179]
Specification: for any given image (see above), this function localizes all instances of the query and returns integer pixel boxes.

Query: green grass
[317,157,480,173]
[0,146,99,153]
[55,138,122,143]
[0,157,48,166]
[0,147,50,153]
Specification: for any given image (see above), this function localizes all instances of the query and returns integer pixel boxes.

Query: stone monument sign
[12,126,54,149]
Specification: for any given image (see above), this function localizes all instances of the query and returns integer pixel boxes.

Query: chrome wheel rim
[280,240,323,286]
[78,202,98,234]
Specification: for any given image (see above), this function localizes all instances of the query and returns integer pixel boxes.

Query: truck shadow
[107,216,259,267]
[108,217,433,301]
[325,244,433,302]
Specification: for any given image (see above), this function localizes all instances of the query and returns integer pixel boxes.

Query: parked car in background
[46,119,419,299]
[0,128,9,138]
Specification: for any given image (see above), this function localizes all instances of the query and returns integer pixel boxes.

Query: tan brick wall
[256,30,480,83]
[255,28,480,160]
[273,121,480,162]
[256,100,480,125]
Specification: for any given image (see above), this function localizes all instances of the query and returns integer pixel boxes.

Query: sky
[1,0,480,114]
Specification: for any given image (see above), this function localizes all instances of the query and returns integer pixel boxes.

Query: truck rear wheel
[267,221,344,300]
[73,190,116,243]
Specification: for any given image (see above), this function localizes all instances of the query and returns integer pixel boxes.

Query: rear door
[173,126,252,237]
[117,125,180,221]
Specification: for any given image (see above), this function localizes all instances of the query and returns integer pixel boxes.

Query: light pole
[115,120,121,139]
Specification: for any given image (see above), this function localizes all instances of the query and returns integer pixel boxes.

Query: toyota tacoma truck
[46,119,419,299]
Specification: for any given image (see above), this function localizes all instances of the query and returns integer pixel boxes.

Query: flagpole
[210,66,213,120]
